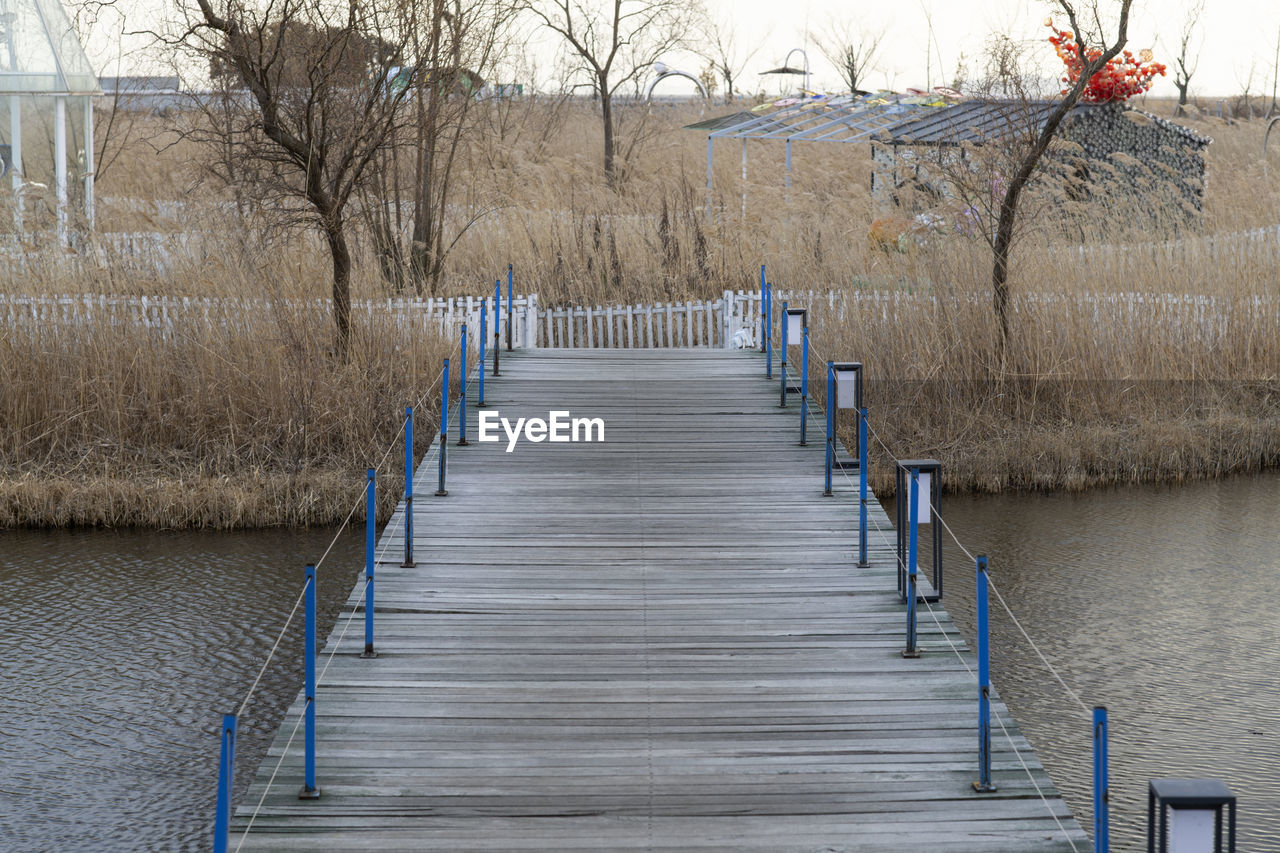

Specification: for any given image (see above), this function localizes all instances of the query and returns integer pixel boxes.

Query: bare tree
[404,1,517,291]
[987,0,1135,361]
[912,37,1081,261]
[809,18,884,94]
[67,2,168,184]
[524,0,697,187]
[177,0,419,358]
[1234,61,1257,119]
[697,12,763,103]
[1171,0,1203,116]
[349,1,518,295]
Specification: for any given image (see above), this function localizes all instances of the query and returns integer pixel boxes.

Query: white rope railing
[807,336,1087,850]
[232,332,480,842]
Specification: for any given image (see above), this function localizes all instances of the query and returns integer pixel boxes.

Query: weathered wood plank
[231,348,1086,851]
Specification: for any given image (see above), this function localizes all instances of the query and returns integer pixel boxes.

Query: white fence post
[526,293,538,349]
[722,290,734,348]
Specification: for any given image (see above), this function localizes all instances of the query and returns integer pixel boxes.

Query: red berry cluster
[1047,21,1166,103]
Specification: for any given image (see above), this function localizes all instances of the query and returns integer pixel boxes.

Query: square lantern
[895,459,942,603]
[832,362,863,410]
[829,362,862,471]
[784,308,806,344]
[781,307,807,394]
[1148,779,1236,853]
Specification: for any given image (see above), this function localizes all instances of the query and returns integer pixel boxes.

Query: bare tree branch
[809,18,884,94]
[987,0,1134,363]
[1172,0,1204,115]
[523,0,699,187]
[694,11,763,102]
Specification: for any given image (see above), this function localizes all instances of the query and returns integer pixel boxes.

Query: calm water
[0,527,359,852]
[927,471,1280,852]
[4,474,1278,851]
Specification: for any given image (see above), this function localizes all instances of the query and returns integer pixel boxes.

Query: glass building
[0,0,100,244]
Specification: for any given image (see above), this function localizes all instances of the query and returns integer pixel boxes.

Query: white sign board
[785,312,804,343]
[835,370,858,409]
[915,471,932,524]
[1169,808,1216,853]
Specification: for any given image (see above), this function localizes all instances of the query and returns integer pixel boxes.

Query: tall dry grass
[0,255,451,527]
[2,96,1279,526]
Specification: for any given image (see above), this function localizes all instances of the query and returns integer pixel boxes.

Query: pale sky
[83,1,1280,101]
[679,0,1280,101]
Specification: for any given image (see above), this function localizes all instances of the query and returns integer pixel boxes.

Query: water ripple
[0,526,359,852]
[931,470,1280,852]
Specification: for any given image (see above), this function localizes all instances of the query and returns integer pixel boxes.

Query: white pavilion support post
[55,95,67,245]
[741,138,747,218]
[705,136,713,221]
[10,95,22,230]
[83,97,94,232]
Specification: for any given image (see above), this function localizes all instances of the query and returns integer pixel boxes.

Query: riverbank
[807,251,1280,496]
[5,277,1279,527]
[5,370,1277,528]
[6,267,1278,526]
[0,297,445,529]
[853,384,1280,496]
[0,469,390,528]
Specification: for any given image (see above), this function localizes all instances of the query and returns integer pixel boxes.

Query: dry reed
[2,96,1278,526]
[0,268,451,527]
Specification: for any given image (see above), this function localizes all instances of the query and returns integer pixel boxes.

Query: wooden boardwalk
[232,349,1087,851]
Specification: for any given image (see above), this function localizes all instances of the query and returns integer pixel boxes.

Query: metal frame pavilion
[701,93,938,210]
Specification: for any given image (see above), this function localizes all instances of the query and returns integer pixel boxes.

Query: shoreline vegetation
[3,99,1279,529]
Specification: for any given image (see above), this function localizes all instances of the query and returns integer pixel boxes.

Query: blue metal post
[858,404,869,567]
[759,265,766,353]
[299,564,320,799]
[799,327,809,445]
[213,713,236,853]
[765,282,773,379]
[904,468,920,658]
[478,298,487,407]
[457,324,469,446]
[824,362,834,495]
[436,359,449,496]
[974,556,996,792]
[507,264,514,351]
[362,469,376,658]
[778,300,788,407]
[493,280,501,376]
[401,407,415,568]
[1094,706,1110,853]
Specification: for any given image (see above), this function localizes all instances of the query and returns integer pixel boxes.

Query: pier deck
[232,348,1086,851]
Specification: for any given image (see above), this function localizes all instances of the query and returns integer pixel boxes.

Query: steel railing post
[299,564,320,799]
[362,469,376,658]
[213,714,237,853]
[974,555,996,792]
[435,359,449,497]
[458,324,469,446]
[824,361,834,495]
[904,468,920,658]
[401,407,415,568]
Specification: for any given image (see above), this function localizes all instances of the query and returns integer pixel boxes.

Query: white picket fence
[0,292,541,346]
[8,286,1270,350]
[0,289,868,349]
[539,292,736,348]
[1075,222,1280,269]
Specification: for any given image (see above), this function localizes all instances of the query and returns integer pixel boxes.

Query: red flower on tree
[1046,21,1165,102]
